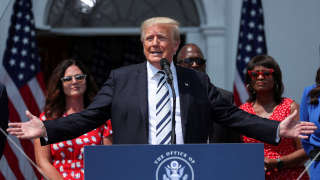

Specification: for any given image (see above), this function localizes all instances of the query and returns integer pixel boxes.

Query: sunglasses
[177,58,206,66]
[248,69,274,80]
[61,74,87,83]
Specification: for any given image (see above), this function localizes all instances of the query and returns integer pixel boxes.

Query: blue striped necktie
[155,71,172,144]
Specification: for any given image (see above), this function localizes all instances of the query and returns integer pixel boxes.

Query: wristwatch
[276,158,283,170]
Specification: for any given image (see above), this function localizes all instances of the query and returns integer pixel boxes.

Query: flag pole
[0,1,13,21]
[0,128,49,180]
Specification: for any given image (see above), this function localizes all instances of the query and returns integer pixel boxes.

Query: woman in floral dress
[34,59,112,180]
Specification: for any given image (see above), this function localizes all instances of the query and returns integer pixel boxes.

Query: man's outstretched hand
[7,109,318,140]
[279,110,317,139]
[7,110,47,139]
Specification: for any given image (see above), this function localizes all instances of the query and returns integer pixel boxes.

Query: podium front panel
[84,144,264,180]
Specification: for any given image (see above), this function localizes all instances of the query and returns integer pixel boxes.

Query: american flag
[0,0,45,179]
[233,0,267,106]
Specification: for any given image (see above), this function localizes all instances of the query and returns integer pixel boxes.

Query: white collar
[147,61,176,80]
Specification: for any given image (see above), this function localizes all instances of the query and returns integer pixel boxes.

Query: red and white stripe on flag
[233,0,268,106]
[0,0,46,179]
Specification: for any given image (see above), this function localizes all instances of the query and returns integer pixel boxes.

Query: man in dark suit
[7,17,316,145]
[176,43,241,143]
[0,83,8,159]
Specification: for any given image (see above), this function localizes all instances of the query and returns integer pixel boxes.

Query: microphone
[160,58,173,85]
[160,58,176,144]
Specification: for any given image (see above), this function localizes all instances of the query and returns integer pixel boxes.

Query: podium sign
[84,144,264,180]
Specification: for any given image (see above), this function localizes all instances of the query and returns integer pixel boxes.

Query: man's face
[177,46,206,72]
[142,24,179,69]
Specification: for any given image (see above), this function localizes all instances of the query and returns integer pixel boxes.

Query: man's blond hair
[140,17,180,42]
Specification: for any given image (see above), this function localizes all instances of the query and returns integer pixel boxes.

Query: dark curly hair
[44,59,98,120]
[308,67,320,105]
[245,55,284,104]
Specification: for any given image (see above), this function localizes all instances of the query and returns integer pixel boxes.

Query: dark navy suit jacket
[42,62,279,145]
[209,88,241,143]
[0,83,8,159]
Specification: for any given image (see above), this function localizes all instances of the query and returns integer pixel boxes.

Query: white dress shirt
[147,61,184,144]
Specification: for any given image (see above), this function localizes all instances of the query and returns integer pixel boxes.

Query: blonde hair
[140,17,180,42]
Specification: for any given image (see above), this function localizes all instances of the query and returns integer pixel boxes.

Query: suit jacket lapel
[176,66,191,139]
[136,62,149,140]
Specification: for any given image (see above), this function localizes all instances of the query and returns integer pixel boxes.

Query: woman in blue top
[300,67,320,179]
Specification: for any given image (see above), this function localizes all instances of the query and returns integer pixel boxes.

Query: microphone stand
[160,58,176,144]
[166,78,176,144]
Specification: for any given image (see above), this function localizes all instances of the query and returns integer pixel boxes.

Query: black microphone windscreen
[160,58,169,70]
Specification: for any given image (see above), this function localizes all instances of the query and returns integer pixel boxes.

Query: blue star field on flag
[2,0,41,89]
[234,0,268,105]
[236,0,267,82]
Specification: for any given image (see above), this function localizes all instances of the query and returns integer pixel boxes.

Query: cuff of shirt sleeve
[40,136,49,146]
[39,120,48,145]
[275,125,281,143]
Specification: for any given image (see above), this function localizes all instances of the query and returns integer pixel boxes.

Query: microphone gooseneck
[160,58,173,85]
[159,58,176,144]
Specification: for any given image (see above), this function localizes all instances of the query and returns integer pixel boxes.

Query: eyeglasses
[248,69,274,80]
[61,74,87,83]
[177,58,206,66]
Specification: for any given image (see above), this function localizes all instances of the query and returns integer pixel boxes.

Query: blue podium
[84,144,264,180]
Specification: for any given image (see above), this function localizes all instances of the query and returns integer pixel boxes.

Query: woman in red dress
[34,59,112,180]
[240,55,309,180]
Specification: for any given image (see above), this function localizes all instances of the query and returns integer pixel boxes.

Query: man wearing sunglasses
[177,43,241,143]
[176,44,206,72]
